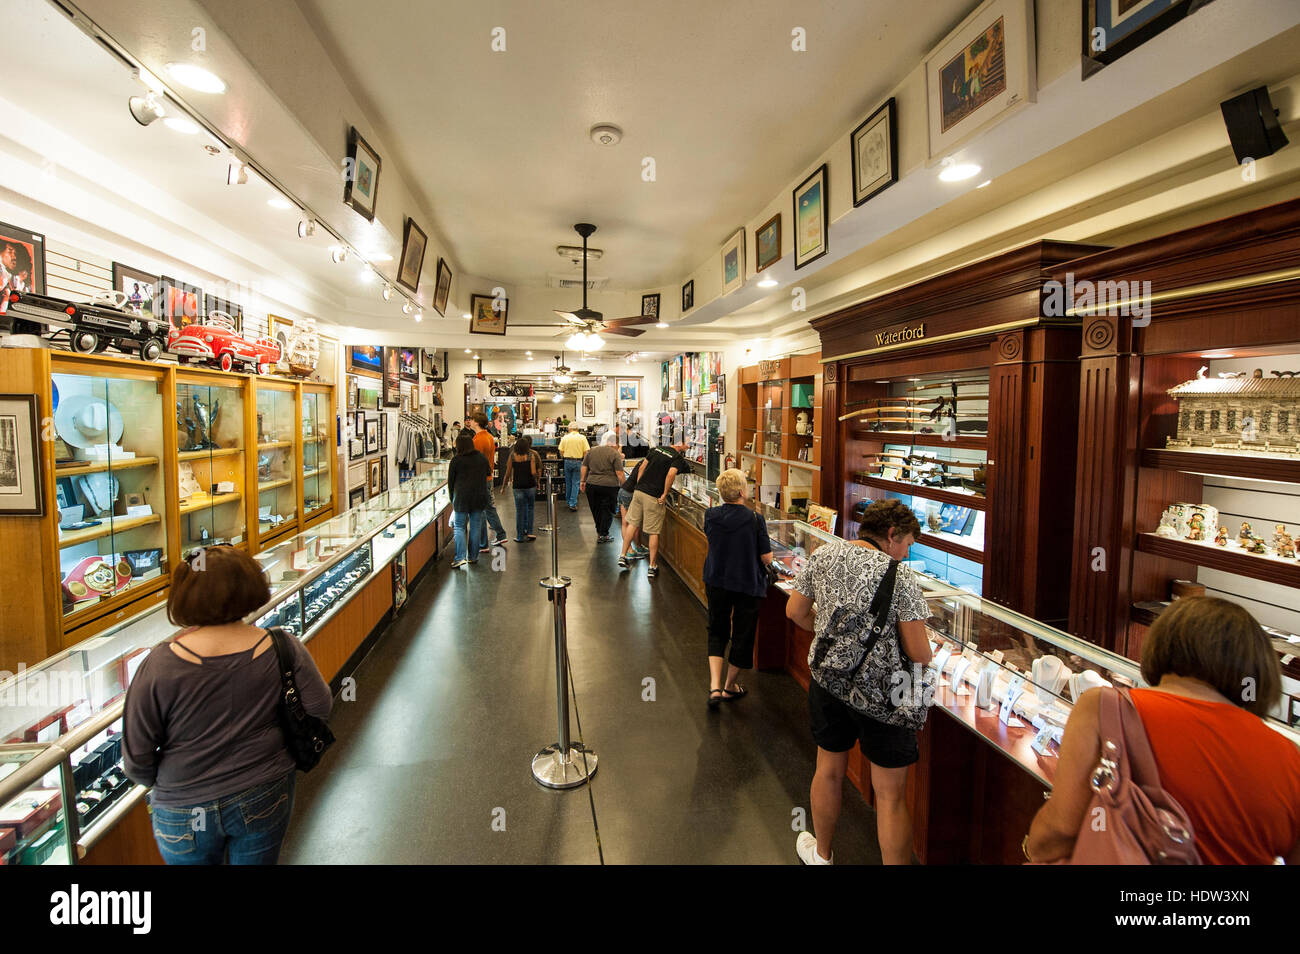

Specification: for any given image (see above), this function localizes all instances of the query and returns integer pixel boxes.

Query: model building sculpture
[1166,367,1300,455]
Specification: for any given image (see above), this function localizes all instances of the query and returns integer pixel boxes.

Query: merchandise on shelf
[2,289,170,361]
[1165,368,1300,457]
[168,311,282,374]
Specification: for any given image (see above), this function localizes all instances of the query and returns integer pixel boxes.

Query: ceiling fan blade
[603,326,645,337]
[553,310,585,325]
[602,315,656,327]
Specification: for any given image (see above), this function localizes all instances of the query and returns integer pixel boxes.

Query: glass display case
[254,381,298,544]
[175,375,246,556]
[766,518,841,581]
[301,386,333,521]
[51,364,169,624]
[0,745,72,865]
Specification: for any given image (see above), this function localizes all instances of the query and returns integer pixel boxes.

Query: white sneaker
[796,831,832,865]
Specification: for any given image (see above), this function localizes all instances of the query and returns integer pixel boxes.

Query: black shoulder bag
[268,627,335,772]
[754,511,780,588]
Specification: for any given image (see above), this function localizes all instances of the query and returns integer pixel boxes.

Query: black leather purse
[754,511,781,588]
[268,627,335,772]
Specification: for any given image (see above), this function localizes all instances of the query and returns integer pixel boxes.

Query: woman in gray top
[581,430,625,542]
[123,545,332,864]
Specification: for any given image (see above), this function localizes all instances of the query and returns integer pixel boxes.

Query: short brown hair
[1140,596,1281,716]
[856,499,921,543]
[471,411,489,428]
[168,545,271,627]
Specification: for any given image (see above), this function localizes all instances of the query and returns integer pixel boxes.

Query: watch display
[301,542,373,630]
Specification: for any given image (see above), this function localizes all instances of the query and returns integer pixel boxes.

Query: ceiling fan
[550,351,592,384]
[512,224,657,348]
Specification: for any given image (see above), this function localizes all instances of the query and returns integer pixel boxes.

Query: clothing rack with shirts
[396,412,441,471]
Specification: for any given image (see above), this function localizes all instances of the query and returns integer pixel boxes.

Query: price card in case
[1030,724,1057,756]
[1000,675,1026,726]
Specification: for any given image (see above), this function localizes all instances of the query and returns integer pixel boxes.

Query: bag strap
[267,627,307,719]
[1112,687,1165,790]
[845,558,900,680]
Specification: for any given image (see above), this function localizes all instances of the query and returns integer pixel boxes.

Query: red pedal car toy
[167,312,282,374]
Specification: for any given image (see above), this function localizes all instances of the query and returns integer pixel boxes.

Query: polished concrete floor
[281,491,883,864]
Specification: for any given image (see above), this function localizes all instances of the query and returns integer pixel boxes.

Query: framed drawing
[755,214,781,273]
[0,394,43,515]
[717,374,726,405]
[368,459,382,496]
[0,221,46,295]
[111,263,157,319]
[158,276,202,326]
[343,126,382,222]
[641,293,660,320]
[347,375,358,410]
[1082,0,1201,76]
[349,486,365,508]
[268,315,295,374]
[433,258,452,316]
[469,293,508,335]
[383,348,402,406]
[348,437,364,461]
[681,280,694,312]
[380,412,388,451]
[203,290,243,331]
[720,228,745,296]
[398,347,418,382]
[616,378,640,409]
[581,394,596,418]
[924,0,1035,159]
[851,98,899,207]
[793,164,829,270]
[397,218,427,293]
[348,345,383,377]
[365,417,379,453]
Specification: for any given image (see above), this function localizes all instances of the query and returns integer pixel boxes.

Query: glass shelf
[175,377,247,555]
[301,387,333,520]
[255,384,297,541]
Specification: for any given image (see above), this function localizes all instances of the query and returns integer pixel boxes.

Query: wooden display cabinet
[251,379,301,549]
[737,352,824,517]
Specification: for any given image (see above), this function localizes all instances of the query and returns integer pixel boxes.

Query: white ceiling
[294,0,974,291]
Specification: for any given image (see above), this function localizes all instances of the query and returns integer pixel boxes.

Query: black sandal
[721,685,748,701]
[708,689,724,709]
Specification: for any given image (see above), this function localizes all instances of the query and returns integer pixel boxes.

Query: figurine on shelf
[796,411,809,435]
[258,454,272,480]
[1156,508,1181,539]
[1238,521,1255,546]
[1246,535,1268,554]
[1214,526,1230,547]
[1185,512,1206,542]
[1273,525,1295,560]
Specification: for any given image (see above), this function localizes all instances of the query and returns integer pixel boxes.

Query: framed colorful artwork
[851,98,899,207]
[641,293,660,320]
[397,218,427,293]
[347,345,383,377]
[0,394,43,515]
[923,0,1035,159]
[793,164,829,270]
[0,221,46,296]
[158,276,202,326]
[433,258,452,316]
[616,378,640,409]
[111,263,156,319]
[755,213,781,273]
[398,347,418,382]
[720,228,745,296]
[1082,0,1200,76]
[343,126,382,222]
[383,348,402,406]
[469,293,508,335]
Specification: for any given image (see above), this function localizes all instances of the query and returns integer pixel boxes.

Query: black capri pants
[706,585,762,668]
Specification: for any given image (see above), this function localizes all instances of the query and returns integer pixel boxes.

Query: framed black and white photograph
[433,257,452,316]
[717,374,727,405]
[368,459,382,497]
[380,412,388,451]
[0,221,46,296]
[349,486,365,508]
[581,394,596,418]
[365,417,379,453]
[793,164,829,269]
[397,218,427,293]
[112,263,157,319]
[0,394,43,515]
[851,98,899,207]
[343,126,382,222]
[641,293,660,320]
[681,279,694,312]
[349,436,364,461]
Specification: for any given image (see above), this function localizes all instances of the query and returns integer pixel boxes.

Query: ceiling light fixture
[938,158,981,182]
[757,277,778,288]
[567,332,589,352]
[976,180,992,189]
[462,312,471,319]
[589,123,623,146]
[655,322,668,329]
[297,219,316,238]
[164,116,201,135]
[127,93,165,126]
[553,372,572,385]
[381,284,393,301]
[165,62,227,94]
[359,268,375,285]
[525,350,532,356]
[267,197,293,210]
[402,301,412,315]
[414,310,422,322]
[464,348,472,353]
[331,246,349,264]
[473,354,481,360]
[552,392,563,402]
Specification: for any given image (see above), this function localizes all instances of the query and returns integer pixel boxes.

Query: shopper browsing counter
[618,440,689,578]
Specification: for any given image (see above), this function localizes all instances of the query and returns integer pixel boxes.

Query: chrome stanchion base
[540,575,572,589]
[531,742,598,789]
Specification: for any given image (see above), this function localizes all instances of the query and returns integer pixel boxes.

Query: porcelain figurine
[1273,525,1295,560]
[1214,526,1229,546]
[1238,521,1255,546]
[796,411,809,435]
[1156,508,1180,538]
[1186,512,1206,541]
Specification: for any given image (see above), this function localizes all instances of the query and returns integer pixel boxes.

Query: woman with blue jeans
[448,431,492,567]
[502,437,539,542]
[123,545,331,864]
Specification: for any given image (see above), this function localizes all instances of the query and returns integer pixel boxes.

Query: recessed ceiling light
[165,62,227,94]
[655,322,668,329]
[976,180,992,189]
[473,354,481,360]
[939,162,981,182]
[462,312,472,319]
[464,348,471,353]
[757,277,778,288]
[163,116,201,135]
[267,197,292,210]
[526,355,533,360]
[525,350,532,355]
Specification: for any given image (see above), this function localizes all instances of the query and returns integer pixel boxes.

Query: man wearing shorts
[618,441,687,579]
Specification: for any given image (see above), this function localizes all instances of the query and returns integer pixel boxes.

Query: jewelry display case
[253,380,299,547]
[301,385,333,523]
[737,354,825,515]
[174,373,246,556]
[0,745,71,865]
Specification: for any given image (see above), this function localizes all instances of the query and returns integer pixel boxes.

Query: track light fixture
[382,284,393,301]
[402,301,412,315]
[414,309,422,322]
[128,93,165,126]
[331,246,349,264]
[226,161,248,186]
[297,219,316,239]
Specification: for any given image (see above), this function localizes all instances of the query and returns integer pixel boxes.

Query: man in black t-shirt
[619,442,688,578]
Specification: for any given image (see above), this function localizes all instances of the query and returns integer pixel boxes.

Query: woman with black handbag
[702,469,774,709]
[785,499,933,865]
[123,545,333,865]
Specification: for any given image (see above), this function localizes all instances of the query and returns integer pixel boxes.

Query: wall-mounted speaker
[1220,86,1289,164]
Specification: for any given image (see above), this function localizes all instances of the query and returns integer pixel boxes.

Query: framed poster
[380,465,388,492]
[717,374,726,405]
[421,350,436,378]
[1082,0,1199,75]
[851,98,899,207]
[0,394,43,515]
[348,437,364,461]
[793,164,829,270]
[755,213,781,273]
[158,276,202,326]
[398,347,418,382]
[720,228,745,296]
[433,258,452,316]
[111,263,157,319]
[268,315,296,374]
[616,378,640,409]
[469,293,508,335]
[349,486,365,508]
[365,417,379,453]
[581,394,596,418]
[348,345,383,377]
[383,347,402,406]
[397,218,427,293]
[392,547,408,611]
[343,126,382,222]
[661,362,669,401]
[368,459,381,496]
[347,375,358,410]
[681,280,694,312]
[924,0,1035,159]
[641,293,660,320]
[0,222,46,296]
[380,412,388,451]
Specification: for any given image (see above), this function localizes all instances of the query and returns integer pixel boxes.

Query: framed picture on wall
[681,280,694,312]
[368,459,382,496]
[347,375,358,410]
[433,258,452,316]
[349,486,365,508]
[111,263,157,319]
[717,374,726,405]
[616,378,640,409]
[268,315,296,374]
[851,97,899,206]
[203,290,244,331]
[469,293,508,335]
[581,394,596,418]
[348,345,382,377]
[641,293,660,320]
[158,276,202,326]
[383,348,402,406]
[397,218,427,293]
[343,126,382,222]
[0,221,46,296]
[380,412,388,451]
[380,466,388,492]
[365,418,379,453]
[348,436,364,461]
[720,229,745,296]
[421,350,435,378]
[1082,0,1200,76]
[793,164,829,269]
[0,394,43,515]
[398,347,418,382]
[755,214,781,273]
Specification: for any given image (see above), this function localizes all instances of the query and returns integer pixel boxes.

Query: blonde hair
[716,469,747,503]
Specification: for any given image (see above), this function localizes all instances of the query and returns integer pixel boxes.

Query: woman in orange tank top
[1026,597,1300,864]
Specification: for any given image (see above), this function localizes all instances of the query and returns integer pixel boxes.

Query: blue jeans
[149,772,295,865]
[564,459,583,508]
[453,509,486,562]
[484,484,507,543]
[513,488,535,540]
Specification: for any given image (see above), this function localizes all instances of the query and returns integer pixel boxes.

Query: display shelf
[1141,447,1300,484]
[1136,533,1300,588]
[741,449,820,471]
[257,440,293,451]
[54,456,159,477]
[178,492,241,516]
[57,514,161,547]
[258,477,294,492]
[177,447,241,462]
[918,532,985,564]
[853,474,987,510]
[848,428,988,450]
